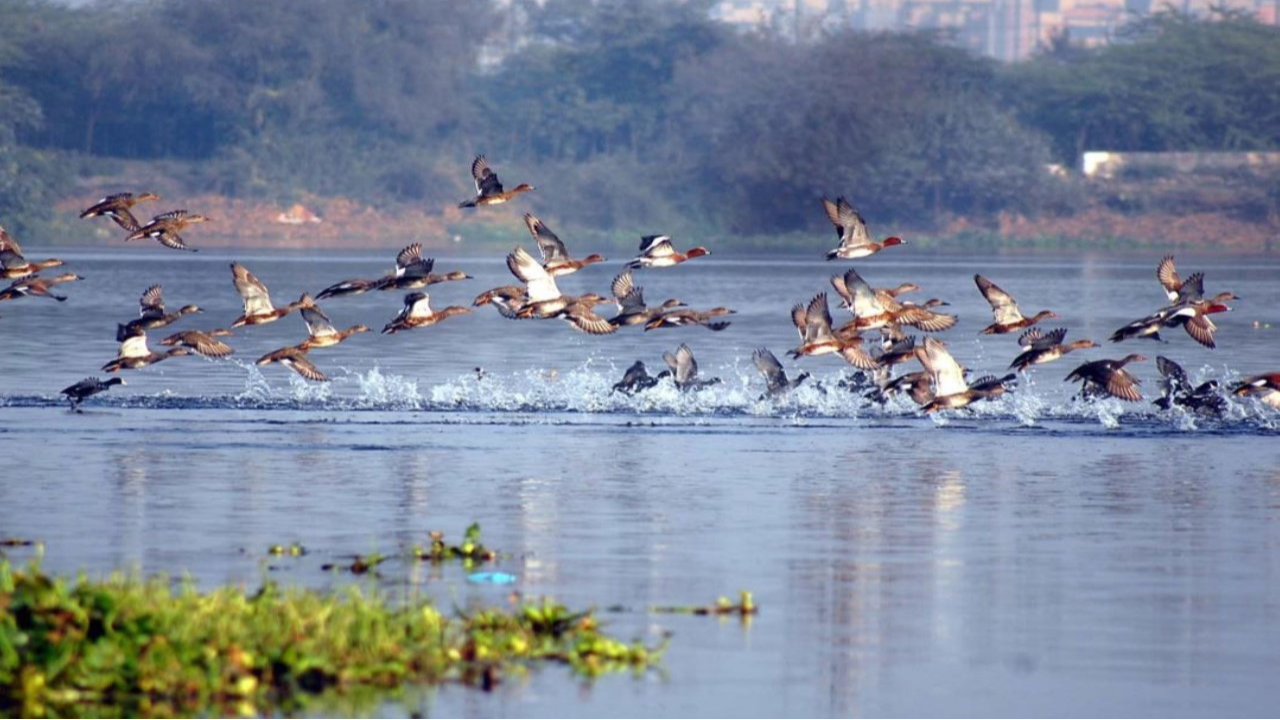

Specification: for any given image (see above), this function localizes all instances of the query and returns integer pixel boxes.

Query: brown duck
[382,292,472,334]
[230,262,307,327]
[974,274,1057,335]
[80,192,160,233]
[160,328,235,358]
[0,272,82,302]
[255,346,328,382]
[1065,354,1148,402]
[126,210,209,252]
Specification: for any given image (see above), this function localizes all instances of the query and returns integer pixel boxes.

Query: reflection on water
[2,252,1279,716]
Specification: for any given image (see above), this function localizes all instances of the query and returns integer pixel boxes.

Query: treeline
[1,0,1278,242]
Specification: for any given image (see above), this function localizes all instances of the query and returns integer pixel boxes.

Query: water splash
[6,359,1277,435]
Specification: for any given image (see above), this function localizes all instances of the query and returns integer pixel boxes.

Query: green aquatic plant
[266,543,307,557]
[653,590,758,617]
[0,561,663,717]
[411,523,498,568]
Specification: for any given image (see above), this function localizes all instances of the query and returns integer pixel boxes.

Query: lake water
[1,247,1279,717]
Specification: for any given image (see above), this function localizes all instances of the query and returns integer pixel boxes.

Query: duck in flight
[126,210,209,252]
[458,155,534,208]
[625,235,711,269]
[79,192,160,233]
[822,196,905,260]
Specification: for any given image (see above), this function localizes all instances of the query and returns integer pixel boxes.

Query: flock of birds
[1,154,1277,415]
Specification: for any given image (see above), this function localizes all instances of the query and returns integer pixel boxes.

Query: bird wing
[974,274,1025,325]
[1183,313,1217,348]
[841,269,883,318]
[1106,368,1143,402]
[506,246,560,302]
[563,306,616,335]
[803,292,836,344]
[637,235,675,258]
[918,337,967,396]
[395,243,425,275]
[282,352,329,382]
[301,302,337,338]
[471,156,503,195]
[231,263,275,316]
[139,284,165,318]
[823,197,871,248]
[1156,256,1182,300]
[525,214,569,266]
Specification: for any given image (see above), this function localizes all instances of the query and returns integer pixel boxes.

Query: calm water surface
[1,248,1278,717]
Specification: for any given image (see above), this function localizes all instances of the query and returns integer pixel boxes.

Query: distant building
[712,0,1278,60]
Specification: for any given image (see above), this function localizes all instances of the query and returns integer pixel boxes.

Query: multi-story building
[712,0,1278,60]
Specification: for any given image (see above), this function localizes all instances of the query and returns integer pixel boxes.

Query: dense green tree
[1004,8,1280,163]
[663,30,1056,231]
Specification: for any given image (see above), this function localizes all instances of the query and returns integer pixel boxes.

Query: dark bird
[1152,355,1226,416]
[612,360,661,395]
[60,376,125,412]
[662,343,721,392]
[753,347,811,397]
[1064,354,1148,402]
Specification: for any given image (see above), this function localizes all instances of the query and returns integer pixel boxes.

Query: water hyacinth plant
[0,562,663,717]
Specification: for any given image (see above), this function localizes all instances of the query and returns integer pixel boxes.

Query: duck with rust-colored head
[458,155,534,208]
[625,235,710,270]
[1232,372,1280,409]
[606,270,685,327]
[822,197,905,260]
[524,214,605,277]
